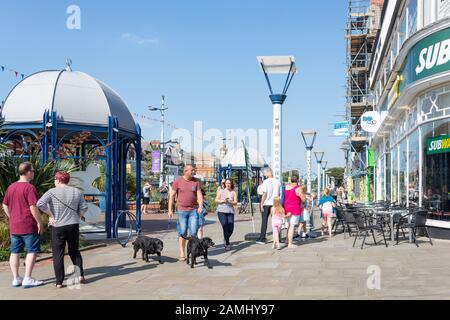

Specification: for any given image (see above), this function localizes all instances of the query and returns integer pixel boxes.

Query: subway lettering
[416,39,450,75]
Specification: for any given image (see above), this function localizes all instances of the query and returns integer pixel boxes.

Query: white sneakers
[20,277,44,289]
[11,276,23,288]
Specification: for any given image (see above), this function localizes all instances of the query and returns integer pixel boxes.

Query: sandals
[178,257,186,262]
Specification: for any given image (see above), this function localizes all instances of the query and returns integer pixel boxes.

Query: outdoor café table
[375,210,409,242]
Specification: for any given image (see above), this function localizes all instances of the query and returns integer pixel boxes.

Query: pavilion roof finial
[65,58,73,72]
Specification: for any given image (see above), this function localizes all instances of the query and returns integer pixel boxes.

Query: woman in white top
[215,179,238,251]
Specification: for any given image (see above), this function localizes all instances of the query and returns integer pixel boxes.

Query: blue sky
[0,0,347,172]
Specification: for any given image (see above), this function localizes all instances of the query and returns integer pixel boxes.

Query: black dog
[132,236,164,264]
[182,236,215,269]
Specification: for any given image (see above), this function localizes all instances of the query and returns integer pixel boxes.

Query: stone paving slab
[1,212,450,300]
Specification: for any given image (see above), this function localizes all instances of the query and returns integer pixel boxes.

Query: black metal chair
[396,210,433,247]
[332,207,348,238]
[352,211,388,250]
[343,208,358,237]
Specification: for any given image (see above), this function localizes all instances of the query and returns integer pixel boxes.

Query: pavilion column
[135,125,142,233]
[105,116,113,239]
[118,139,127,228]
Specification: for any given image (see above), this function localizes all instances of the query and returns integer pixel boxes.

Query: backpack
[322,201,334,215]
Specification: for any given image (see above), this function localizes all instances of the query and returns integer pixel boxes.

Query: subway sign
[401,27,450,90]
[427,135,450,155]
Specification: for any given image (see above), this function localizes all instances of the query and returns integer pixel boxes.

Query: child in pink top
[271,197,289,250]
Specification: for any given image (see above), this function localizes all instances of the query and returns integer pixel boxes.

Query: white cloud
[121,33,159,46]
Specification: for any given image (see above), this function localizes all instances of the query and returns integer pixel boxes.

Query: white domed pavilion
[0,68,142,239]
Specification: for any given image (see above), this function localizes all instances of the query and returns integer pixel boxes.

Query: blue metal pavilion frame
[217,164,267,202]
[0,110,142,239]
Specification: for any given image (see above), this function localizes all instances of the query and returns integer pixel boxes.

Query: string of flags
[132,112,181,131]
[132,112,212,143]
[1,64,26,80]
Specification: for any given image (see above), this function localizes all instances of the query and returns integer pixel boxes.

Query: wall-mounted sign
[427,135,450,155]
[361,111,382,133]
[401,27,450,91]
[333,121,350,136]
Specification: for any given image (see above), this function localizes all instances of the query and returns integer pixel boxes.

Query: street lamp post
[149,96,168,187]
[301,130,317,236]
[314,151,325,202]
[300,130,317,195]
[322,161,328,190]
[257,56,297,183]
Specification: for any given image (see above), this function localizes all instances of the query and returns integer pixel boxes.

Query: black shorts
[143,197,150,205]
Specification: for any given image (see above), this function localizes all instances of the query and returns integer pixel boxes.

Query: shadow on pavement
[83,262,158,284]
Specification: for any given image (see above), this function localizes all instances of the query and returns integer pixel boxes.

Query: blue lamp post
[257,56,297,183]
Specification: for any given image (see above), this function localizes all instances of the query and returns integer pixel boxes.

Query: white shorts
[288,215,300,226]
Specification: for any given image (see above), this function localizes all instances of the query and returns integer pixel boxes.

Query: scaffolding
[344,0,384,198]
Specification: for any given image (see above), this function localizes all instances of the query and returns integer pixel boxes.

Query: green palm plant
[0,150,76,260]
[0,154,78,198]
[92,162,106,192]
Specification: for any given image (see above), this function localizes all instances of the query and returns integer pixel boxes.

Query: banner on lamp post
[151,150,162,174]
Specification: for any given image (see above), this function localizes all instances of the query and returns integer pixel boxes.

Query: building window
[399,14,408,49]
[408,130,420,206]
[385,139,392,202]
[423,0,437,26]
[422,119,450,216]
[420,85,450,122]
[391,145,398,203]
[400,139,408,205]
[408,0,418,36]
[437,0,450,20]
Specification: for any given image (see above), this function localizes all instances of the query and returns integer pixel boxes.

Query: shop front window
[408,130,420,206]
[385,139,391,202]
[391,146,398,203]
[400,139,408,205]
[422,119,450,219]
[419,85,450,122]
[379,153,386,201]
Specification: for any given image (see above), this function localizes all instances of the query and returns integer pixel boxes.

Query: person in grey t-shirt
[37,171,88,288]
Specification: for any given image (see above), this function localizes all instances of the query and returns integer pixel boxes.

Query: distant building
[192,152,219,182]
[344,0,385,201]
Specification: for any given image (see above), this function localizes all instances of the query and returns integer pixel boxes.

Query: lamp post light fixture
[257,56,297,183]
[149,95,168,187]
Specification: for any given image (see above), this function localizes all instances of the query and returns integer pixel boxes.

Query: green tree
[325,167,345,186]
[282,170,300,183]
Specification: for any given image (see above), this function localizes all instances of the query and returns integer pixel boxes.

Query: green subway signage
[401,27,450,90]
[427,135,450,155]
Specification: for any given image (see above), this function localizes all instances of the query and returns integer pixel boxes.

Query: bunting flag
[132,111,208,145]
[1,64,26,80]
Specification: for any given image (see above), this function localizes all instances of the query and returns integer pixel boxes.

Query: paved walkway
[1,212,450,300]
